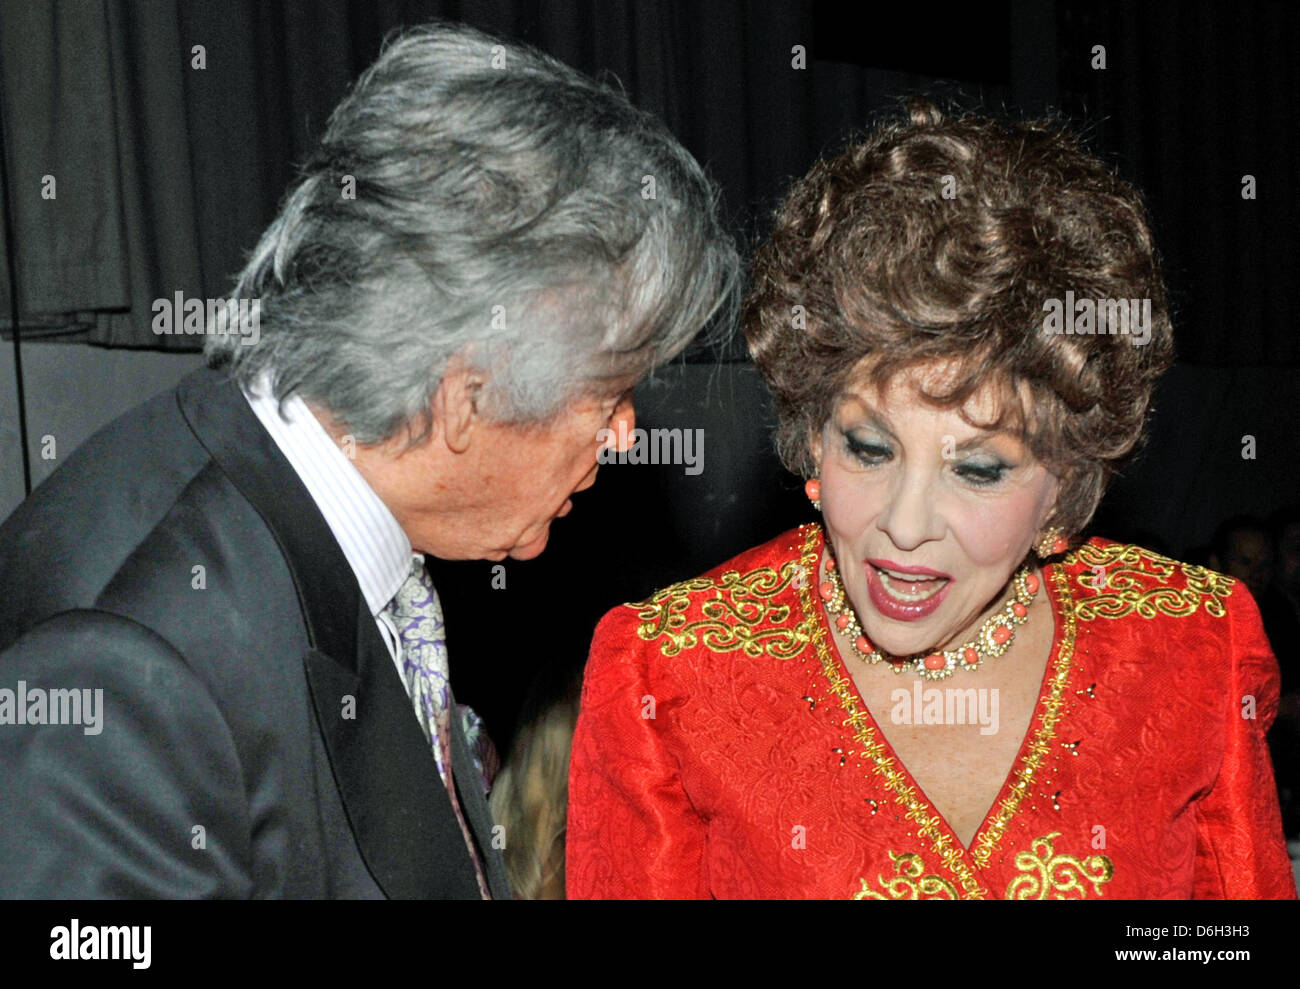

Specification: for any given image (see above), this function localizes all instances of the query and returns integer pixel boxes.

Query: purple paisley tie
[385,557,490,898]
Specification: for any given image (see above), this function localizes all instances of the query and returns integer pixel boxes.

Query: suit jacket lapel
[177,366,481,899]
[302,598,482,899]
[448,693,513,899]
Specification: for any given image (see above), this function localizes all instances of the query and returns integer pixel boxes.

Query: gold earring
[1035,526,1068,557]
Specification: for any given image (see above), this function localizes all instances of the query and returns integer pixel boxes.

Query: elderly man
[0,21,736,898]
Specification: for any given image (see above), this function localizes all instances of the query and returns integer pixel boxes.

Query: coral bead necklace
[818,549,1040,681]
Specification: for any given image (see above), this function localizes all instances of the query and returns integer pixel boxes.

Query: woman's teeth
[876,567,947,601]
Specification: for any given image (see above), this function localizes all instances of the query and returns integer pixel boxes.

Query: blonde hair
[488,680,580,899]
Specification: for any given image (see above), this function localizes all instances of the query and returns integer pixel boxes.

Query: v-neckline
[794,525,1079,896]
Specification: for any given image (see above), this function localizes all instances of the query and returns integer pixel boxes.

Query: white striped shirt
[241,375,414,679]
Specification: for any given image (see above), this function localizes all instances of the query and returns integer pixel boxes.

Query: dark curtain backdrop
[1059,1,1300,367]
[1,0,976,351]
[2,0,1297,747]
[5,0,1297,362]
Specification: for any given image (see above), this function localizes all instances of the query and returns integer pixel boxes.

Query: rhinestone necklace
[818,550,1040,681]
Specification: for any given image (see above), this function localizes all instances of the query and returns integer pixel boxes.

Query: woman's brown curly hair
[743,100,1175,538]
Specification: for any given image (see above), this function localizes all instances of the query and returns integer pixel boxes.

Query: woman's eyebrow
[837,398,898,440]
[953,434,1001,451]
[952,428,1026,453]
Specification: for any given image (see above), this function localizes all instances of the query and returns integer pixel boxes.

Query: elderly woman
[567,102,1295,899]
[0,22,735,898]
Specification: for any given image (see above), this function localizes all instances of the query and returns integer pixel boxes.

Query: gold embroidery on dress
[630,562,814,659]
[797,524,990,900]
[969,563,1077,868]
[855,835,1113,900]
[1071,542,1235,621]
[1004,832,1114,899]
[853,850,959,900]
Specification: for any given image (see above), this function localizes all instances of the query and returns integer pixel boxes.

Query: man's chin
[507,529,551,560]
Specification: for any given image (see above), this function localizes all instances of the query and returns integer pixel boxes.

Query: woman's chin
[869,635,935,658]
[862,619,954,658]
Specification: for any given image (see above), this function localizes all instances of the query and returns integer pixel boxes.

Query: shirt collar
[241,374,416,616]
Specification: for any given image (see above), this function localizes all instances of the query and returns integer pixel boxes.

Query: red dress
[566,524,1296,899]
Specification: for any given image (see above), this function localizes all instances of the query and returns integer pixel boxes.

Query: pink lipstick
[863,558,952,621]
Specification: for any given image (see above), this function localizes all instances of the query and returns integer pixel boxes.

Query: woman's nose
[875,472,943,551]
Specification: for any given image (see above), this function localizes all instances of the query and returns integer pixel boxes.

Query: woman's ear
[1035,469,1064,531]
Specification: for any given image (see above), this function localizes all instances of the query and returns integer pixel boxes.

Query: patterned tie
[385,556,490,898]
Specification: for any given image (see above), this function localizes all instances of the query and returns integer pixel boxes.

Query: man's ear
[432,357,483,455]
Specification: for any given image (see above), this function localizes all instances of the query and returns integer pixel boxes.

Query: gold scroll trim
[1071,542,1235,621]
[629,557,814,660]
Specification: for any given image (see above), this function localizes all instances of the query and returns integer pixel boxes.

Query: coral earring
[804,479,821,503]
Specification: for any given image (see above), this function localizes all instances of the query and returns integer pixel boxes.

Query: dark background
[2,0,1297,751]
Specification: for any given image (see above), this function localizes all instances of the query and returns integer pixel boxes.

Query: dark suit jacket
[0,365,511,898]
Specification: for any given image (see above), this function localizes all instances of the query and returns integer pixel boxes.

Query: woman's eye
[845,436,891,464]
[954,461,1009,486]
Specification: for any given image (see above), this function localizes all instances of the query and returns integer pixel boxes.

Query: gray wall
[0,341,205,523]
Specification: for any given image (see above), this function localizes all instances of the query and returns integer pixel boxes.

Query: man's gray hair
[206,20,739,444]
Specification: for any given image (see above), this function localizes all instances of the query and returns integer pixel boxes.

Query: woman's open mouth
[863,560,952,621]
